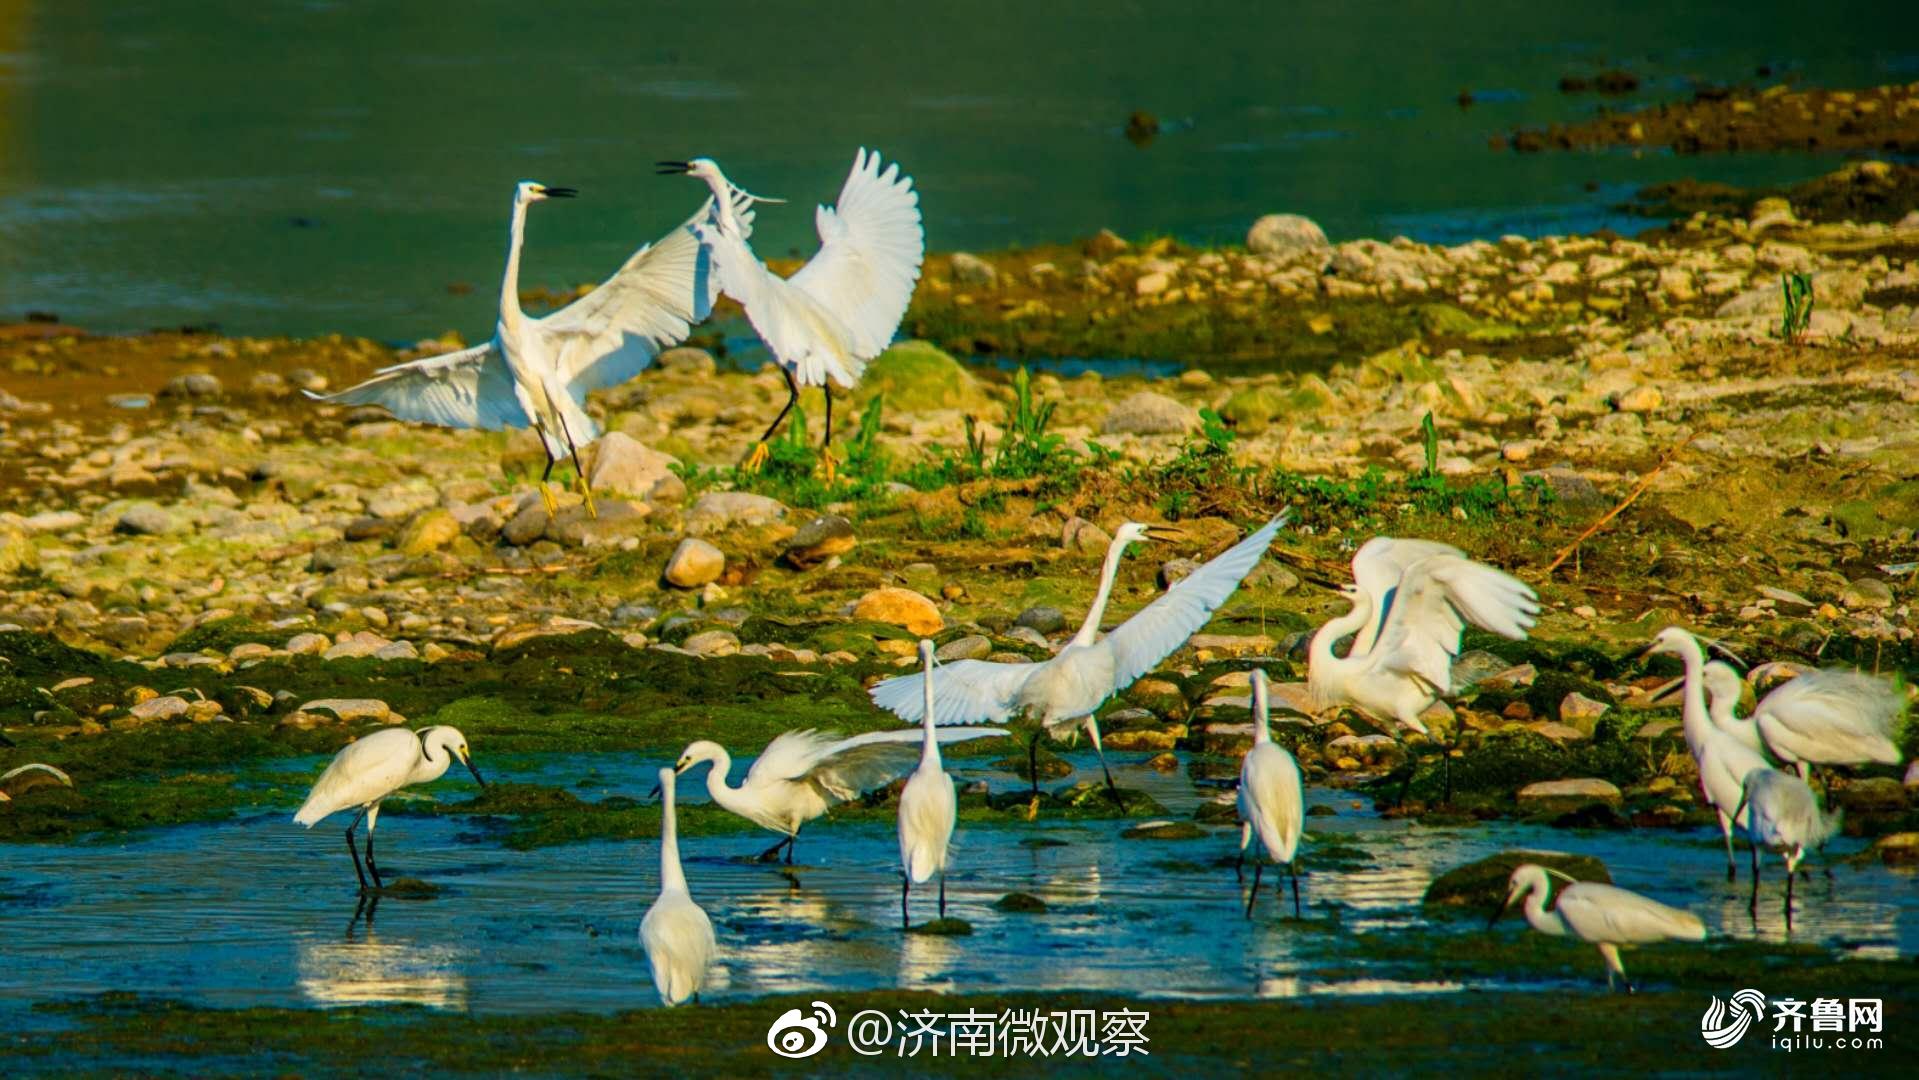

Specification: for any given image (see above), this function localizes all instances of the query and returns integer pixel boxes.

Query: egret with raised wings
[662,149,923,481]
[870,514,1288,801]
[1236,668,1305,918]
[667,724,1005,864]
[310,181,750,517]
[899,640,961,928]
[293,726,485,892]
[642,766,716,1006]
[1489,863,1707,992]
[1705,663,1905,775]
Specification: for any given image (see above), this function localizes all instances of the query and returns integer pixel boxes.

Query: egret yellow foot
[820,448,838,485]
[741,440,771,474]
[578,479,598,519]
[539,482,559,516]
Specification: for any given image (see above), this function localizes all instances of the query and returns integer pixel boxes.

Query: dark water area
[0,1,1915,341]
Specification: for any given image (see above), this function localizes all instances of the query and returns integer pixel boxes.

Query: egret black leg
[1097,750,1123,808]
[344,824,368,893]
[757,836,789,862]
[760,369,800,443]
[1785,865,1796,932]
[901,873,910,930]
[1246,864,1263,918]
[1234,847,1245,883]
[938,874,946,919]
[784,828,800,865]
[363,829,382,891]
[560,421,597,518]
[1748,839,1761,915]
[1027,732,1043,800]
[1289,861,1302,919]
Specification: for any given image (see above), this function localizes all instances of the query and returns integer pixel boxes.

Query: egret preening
[870,513,1289,803]
[310,180,751,517]
[1734,767,1840,925]
[1236,669,1305,918]
[1705,663,1905,775]
[641,766,715,1007]
[898,640,960,929]
[1308,537,1540,736]
[663,149,924,481]
[1644,631,1774,880]
[293,726,485,892]
[669,725,1005,864]
[1489,864,1706,993]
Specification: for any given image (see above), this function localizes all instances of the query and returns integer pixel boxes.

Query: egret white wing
[870,658,1038,726]
[786,148,924,361]
[305,342,526,430]
[1752,669,1906,765]
[1555,882,1706,944]
[292,729,420,825]
[1369,554,1539,692]
[1102,513,1290,691]
[1741,767,1837,849]
[1350,536,1464,656]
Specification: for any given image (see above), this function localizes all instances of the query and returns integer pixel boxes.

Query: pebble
[782,515,857,569]
[115,504,176,536]
[935,635,992,662]
[682,630,741,657]
[853,587,944,636]
[285,632,329,655]
[128,695,190,721]
[663,538,726,588]
[298,698,392,723]
[1016,606,1066,635]
[1100,391,1200,436]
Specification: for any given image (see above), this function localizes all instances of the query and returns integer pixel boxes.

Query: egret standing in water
[1489,863,1707,992]
[1644,632,1774,880]
[1236,668,1305,918]
[1734,767,1840,925]
[642,766,715,1007]
[1705,662,1905,775]
[661,150,924,481]
[311,181,752,516]
[870,514,1288,802]
[669,725,1005,864]
[293,726,484,892]
[898,640,962,928]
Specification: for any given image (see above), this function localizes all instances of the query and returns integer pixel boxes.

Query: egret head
[423,725,485,787]
[917,638,936,666]
[674,740,726,776]
[1490,863,1550,928]
[1644,625,1694,660]
[1701,660,1749,711]
[1113,521,1184,546]
[515,181,578,204]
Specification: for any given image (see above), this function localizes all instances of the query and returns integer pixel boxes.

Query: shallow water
[2,1,1914,338]
[1,750,1912,1016]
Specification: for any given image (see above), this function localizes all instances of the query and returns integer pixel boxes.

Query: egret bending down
[669,725,1005,864]
[1734,767,1840,924]
[293,726,484,892]
[311,181,749,517]
[870,514,1289,801]
[1489,864,1706,992]
[642,766,715,1006]
[663,149,923,480]
[1706,663,1905,775]
[1646,632,1774,880]
[898,640,960,928]
[1236,668,1305,918]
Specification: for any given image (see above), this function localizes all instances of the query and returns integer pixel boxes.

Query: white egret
[870,513,1289,801]
[1644,632,1775,880]
[670,724,1006,864]
[1705,663,1905,774]
[310,180,752,517]
[0,762,73,803]
[898,640,960,928]
[641,765,715,1007]
[662,149,924,480]
[1734,766,1840,924]
[1236,668,1305,918]
[1489,864,1706,993]
[293,726,485,892]
[1308,537,1540,736]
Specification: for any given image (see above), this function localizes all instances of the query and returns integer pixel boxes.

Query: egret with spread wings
[309,180,750,517]
[661,149,923,481]
[1707,664,1906,774]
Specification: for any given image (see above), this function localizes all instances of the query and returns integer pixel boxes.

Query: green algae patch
[853,341,993,412]
[906,917,974,936]
[994,891,1048,913]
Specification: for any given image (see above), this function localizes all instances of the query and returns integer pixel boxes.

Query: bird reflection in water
[296,896,469,1010]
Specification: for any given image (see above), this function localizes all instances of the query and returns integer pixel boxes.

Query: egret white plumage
[293,725,485,892]
[1308,537,1540,736]
[870,513,1288,802]
[1489,863,1706,992]
[1236,668,1305,918]
[310,180,750,517]
[1705,663,1905,774]
[662,149,924,481]
[1644,632,1775,880]
[670,724,1005,864]
[641,766,716,1007]
[898,640,960,928]
[1734,766,1840,923]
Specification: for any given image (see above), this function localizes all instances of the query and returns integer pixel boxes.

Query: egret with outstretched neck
[898,640,960,928]
[871,514,1289,802]
[1489,863,1706,992]
[1236,668,1305,918]
[293,726,485,892]
[642,765,715,1006]
[1644,632,1774,880]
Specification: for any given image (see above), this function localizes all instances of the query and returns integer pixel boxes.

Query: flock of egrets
[287,148,1910,1005]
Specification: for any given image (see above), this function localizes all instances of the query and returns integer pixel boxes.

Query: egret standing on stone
[293,726,485,892]
[1236,668,1305,918]
[1489,863,1707,992]
[898,640,961,928]
[642,766,715,1006]
[870,514,1288,802]
[310,181,752,517]
[662,149,923,481]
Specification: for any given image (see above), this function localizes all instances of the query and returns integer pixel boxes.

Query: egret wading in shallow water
[898,640,960,928]
[1704,661,1906,776]
[1644,632,1773,880]
[1236,669,1304,918]
[669,725,1005,864]
[662,150,924,481]
[642,766,715,1007]
[870,514,1289,803]
[1734,766,1840,925]
[293,726,484,892]
[1489,863,1707,993]
[310,181,751,517]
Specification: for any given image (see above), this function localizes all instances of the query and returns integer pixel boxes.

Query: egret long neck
[499,198,530,334]
[659,777,689,894]
[1310,594,1372,674]
[1072,538,1133,646]
[409,733,454,785]
[920,667,943,769]
[1523,886,1569,938]
[699,172,741,236]
[1672,639,1712,760]
[1252,681,1271,745]
[700,750,746,814]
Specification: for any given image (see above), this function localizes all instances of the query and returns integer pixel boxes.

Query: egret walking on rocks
[898,640,961,928]
[1489,863,1706,992]
[1236,669,1305,918]
[293,726,484,892]
[642,766,715,1006]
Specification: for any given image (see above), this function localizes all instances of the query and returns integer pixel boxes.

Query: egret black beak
[1649,677,1686,703]
[1621,641,1655,665]
[647,783,662,800]
[656,161,692,175]
[1144,525,1185,542]
[1487,896,1514,930]
[461,754,487,788]
[541,186,578,199]
[1706,639,1747,668]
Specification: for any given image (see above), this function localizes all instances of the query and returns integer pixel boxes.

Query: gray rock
[1060,516,1112,554]
[949,252,998,287]
[22,510,85,535]
[129,695,191,721]
[782,514,857,569]
[657,346,717,377]
[116,503,176,536]
[285,633,330,655]
[1840,577,1894,610]
[586,433,681,501]
[298,698,392,723]
[1246,213,1331,260]
[160,372,223,398]
[501,505,550,546]
[1516,778,1622,813]
[1450,649,1513,689]
[1004,625,1053,649]
[664,538,725,588]
[1016,605,1067,635]
[1101,391,1200,436]
[935,634,993,662]
[685,491,787,536]
[1522,467,1609,512]
[1158,558,1201,590]
[683,629,740,657]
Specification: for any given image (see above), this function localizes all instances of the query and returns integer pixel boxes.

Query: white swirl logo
[766,1000,837,1059]
[1701,989,1767,1049]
